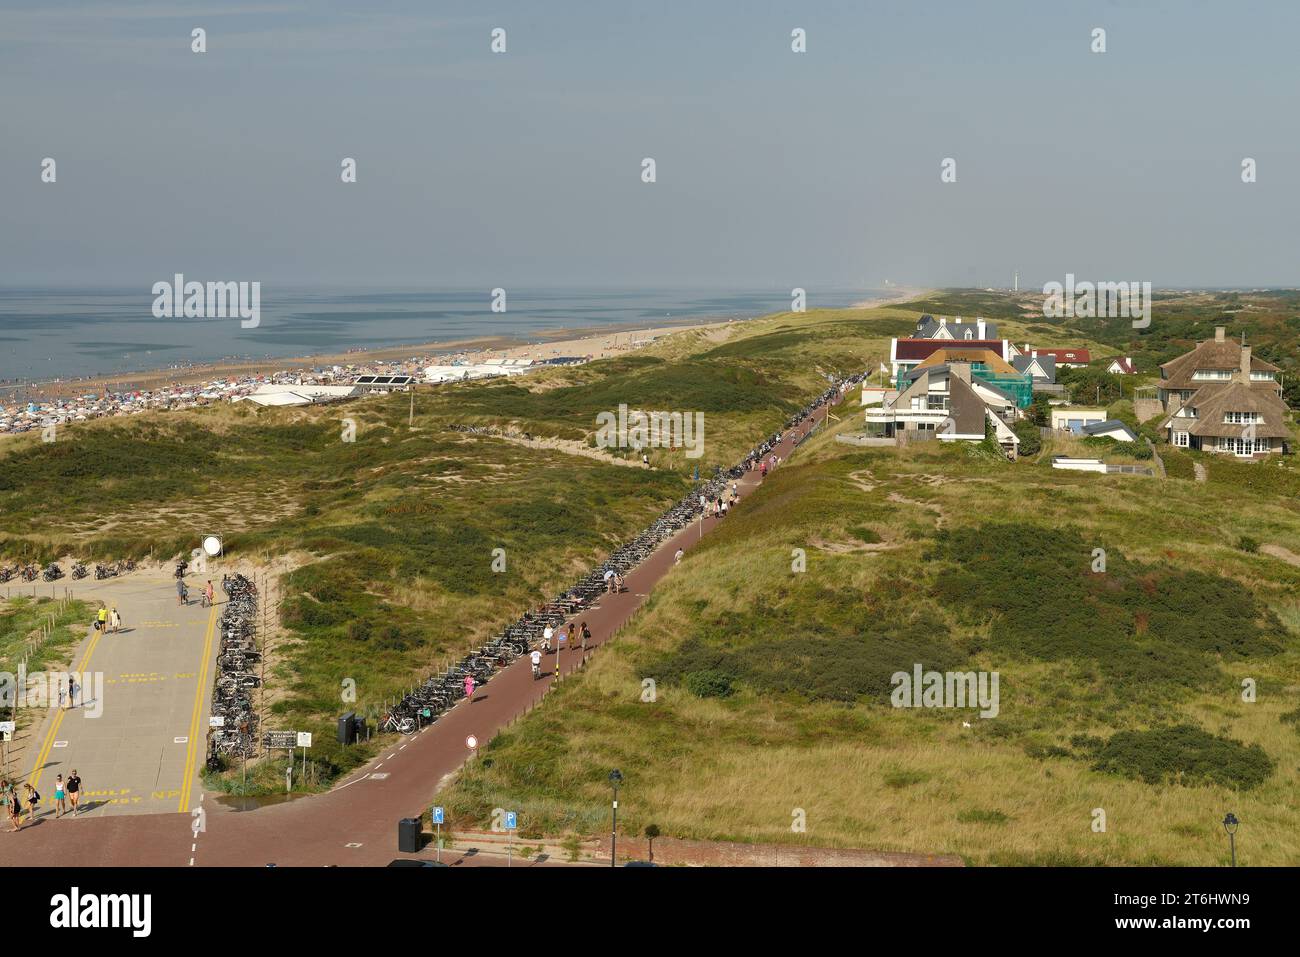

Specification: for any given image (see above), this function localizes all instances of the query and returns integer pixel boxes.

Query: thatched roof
[1159,336,1280,391]
[1180,381,1292,439]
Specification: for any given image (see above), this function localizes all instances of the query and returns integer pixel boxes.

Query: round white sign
[202,535,222,557]
[466,734,478,750]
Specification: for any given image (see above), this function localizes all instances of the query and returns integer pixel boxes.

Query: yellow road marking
[28,626,105,792]
[178,603,218,813]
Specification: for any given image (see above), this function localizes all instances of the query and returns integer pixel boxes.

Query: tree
[1027,393,1051,427]
[644,823,661,862]
[1012,419,1041,456]
[1059,366,1124,405]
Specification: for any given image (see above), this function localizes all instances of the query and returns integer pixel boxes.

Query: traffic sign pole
[432,805,445,863]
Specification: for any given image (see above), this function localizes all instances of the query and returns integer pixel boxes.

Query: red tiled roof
[895,338,1004,361]
[1035,348,1091,364]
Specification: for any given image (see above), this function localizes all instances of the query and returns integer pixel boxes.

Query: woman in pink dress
[464,674,475,702]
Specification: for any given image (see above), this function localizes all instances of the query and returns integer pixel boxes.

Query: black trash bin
[397,817,421,854]
[338,712,355,745]
[338,711,356,745]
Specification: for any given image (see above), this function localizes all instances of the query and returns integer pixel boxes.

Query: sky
[3,0,1299,290]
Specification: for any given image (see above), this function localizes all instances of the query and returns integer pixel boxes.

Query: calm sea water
[0,286,881,384]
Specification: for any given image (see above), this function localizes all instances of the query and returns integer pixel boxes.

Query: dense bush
[1160,448,1197,480]
[923,523,1285,695]
[1011,419,1041,456]
[652,580,965,704]
[1088,725,1274,790]
[685,669,734,698]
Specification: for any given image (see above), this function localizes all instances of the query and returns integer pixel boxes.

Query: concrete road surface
[19,569,219,819]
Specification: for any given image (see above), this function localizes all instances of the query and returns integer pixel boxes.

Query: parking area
[19,569,220,818]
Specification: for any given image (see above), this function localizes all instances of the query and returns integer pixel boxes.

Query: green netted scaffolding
[972,370,1033,408]
[895,366,1034,408]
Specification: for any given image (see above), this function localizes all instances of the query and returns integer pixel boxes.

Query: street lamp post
[609,769,623,867]
[1222,812,1239,867]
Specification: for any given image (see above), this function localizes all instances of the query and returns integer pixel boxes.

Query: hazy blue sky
[3,0,1299,289]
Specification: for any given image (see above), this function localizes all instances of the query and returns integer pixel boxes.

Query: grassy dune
[0,305,915,787]
[443,335,1300,864]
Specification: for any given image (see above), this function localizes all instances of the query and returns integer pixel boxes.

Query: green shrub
[685,669,734,698]
[1237,536,1260,554]
[1012,419,1041,456]
[957,808,1011,825]
[1090,725,1274,790]
[923,523,1285,697]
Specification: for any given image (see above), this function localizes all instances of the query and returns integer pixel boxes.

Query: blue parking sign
[505,811,517,830]
[432,806,444,825]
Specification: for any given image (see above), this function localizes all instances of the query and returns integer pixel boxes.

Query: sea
[0,286,883,386]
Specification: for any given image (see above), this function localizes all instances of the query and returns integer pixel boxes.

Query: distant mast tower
[1013,270,1019,293]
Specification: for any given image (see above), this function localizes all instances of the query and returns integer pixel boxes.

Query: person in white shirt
[674,548,684,564]
[530,649,542,679]
[542,624,553,653]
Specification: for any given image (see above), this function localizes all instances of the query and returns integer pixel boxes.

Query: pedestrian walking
[203,580,214,608]
[2,781,19,832]
[53,774,67,818]
[176,578,187,606]
[58,682,67,710]
[23,783,39,825]
[67,770,82,815]
[109,606,121,633]
[674,548,684,564]
[580,621,590,652]
[530,648,542,679]
[463,673,475,702]
[69,678,79,709]
[96,605,108,632]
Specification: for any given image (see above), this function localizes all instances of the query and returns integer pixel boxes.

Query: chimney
[939,316,948,328]
[977,318,987,339]
[1240,344,1251,384]
[950,362,971,383]
[1215,327,1225,343]
[1031,350,1038,358]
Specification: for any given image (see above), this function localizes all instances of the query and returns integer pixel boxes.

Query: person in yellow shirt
[96,605,108,632]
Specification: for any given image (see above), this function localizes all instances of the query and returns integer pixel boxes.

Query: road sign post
[504,810,517,867]
[432,805,444,863]
[297,731,312,780]
[0,722,13,776]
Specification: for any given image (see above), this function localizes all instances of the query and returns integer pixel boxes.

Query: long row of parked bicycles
[207,573,262,764]
[377,380,851,734]
[0,558,139,583]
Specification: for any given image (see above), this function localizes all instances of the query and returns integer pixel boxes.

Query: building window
[1256,438,1270,453]
[1173,431,1189,448]
[1192,369,1233,381]
[1224,411,1258,424]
